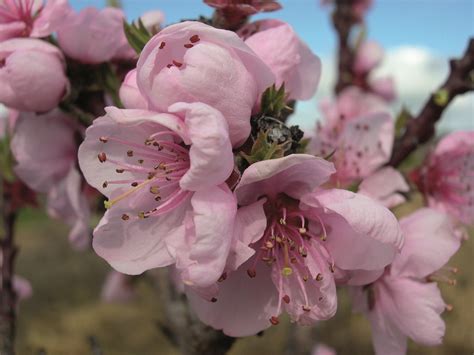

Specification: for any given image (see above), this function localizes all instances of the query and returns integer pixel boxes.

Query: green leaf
[295,137,310,153]
[260,83,290,118]
[123,20,152,55]
[240,131,288,165]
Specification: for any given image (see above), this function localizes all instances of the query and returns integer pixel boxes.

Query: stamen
[190,34,200,43]
[104,179,154,209]
[269,316,279,325]
[98,152,107,163]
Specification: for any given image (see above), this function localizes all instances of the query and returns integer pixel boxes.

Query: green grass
[13,205,474,355]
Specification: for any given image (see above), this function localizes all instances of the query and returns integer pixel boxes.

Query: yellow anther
[282,267,293,276]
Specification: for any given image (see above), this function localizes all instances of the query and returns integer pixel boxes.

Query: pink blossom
[0,38,68,112]
[354,40,383,75]
[0,0,70,41]
[0,253,32,302]
[350,208,460,355]
[137,10,164,35]
[136,21,275,147]
[359,167,409,208]
[101,270,136,303]
[312,343,336,355]
[411,131,474,225]
[188,154,403,336]
[370,76,396,102]
[57,7,134,64]
[239,19,321,100]
[310,89,394,186]
[119,69,147,110]
[317,87,388,131]
[204,0,281,15]
[78,103,236,289]
[11,110,91,250]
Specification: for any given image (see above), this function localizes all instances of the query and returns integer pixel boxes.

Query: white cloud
[289,46,474,134]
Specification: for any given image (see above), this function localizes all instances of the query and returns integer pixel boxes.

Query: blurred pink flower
[101,270,136,303]
[188,154,403,336]
[310,88,394,186]
[354,40,383,75]
[204,0,281,15]
[0,38,68,112]
[119,69,147,110]
[359,167,409,208]
[57,7,134,64]
[137,10,164,35]
[350,208,460,355]
[312,343,336,355]
[11,110,91,250]
[0,0,70,40]
[0,253,32,303]
[239,19,321,100]
[78,103,236,289]
[136,21,274,147]
[411,131,474,225]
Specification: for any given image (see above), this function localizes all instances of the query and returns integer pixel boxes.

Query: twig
[333,0,359,94]
[0,177,18,355]
[389,38,474,167]
[154,270,235,355]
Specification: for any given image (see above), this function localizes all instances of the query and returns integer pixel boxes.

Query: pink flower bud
[0,38,68,112]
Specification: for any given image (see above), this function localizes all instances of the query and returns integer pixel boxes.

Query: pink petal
[226,199,267,271]
[13,276,33,302]
[180,185,237,288]
[78,107,188,197]
[169,102,234,192]
[243,19,321,100]
[47,168,91,250]
[119,69,147,110]
[301,189,403,271]
[11,110,76,192]
[333,111,394,185]
[376,276,446,348]
[370,76,397,102]
[354,40,384,74]
[137,21,274,146]
[359,167,409,208]
[391,208,460,279]
[101,270,136,303]
[31,0,72,37]
[186,257,279,337]
[434,130,474,156]
[92,195,190,275]
[235,154,335,205]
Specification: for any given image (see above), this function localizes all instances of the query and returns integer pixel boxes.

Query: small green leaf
[295,137,310,153]
[123,20,152,55]
[260,83,290,118]
[241,131,289,165]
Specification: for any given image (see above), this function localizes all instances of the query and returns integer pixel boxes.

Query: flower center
[245,194,334,325]
[97,130,191,220]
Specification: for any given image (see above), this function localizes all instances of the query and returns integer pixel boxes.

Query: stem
[389,38,474,167]
[0,177,18,355]
[155,270,235,355]
[333,0,359,94]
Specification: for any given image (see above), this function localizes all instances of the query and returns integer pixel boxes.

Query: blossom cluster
[0,1,472,354]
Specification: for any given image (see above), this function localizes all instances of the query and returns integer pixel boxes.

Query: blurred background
[12,1,474,354]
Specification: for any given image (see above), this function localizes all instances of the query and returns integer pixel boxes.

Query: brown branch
[154,270,235,355]
[389,38,474,167]
[0,179,18,355]
[333,0,359,94]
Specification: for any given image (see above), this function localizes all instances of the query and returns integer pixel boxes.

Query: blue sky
[69,0,474,131]
[70,0,473,57]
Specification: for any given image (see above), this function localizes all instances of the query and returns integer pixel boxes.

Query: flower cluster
[0,1,471,354]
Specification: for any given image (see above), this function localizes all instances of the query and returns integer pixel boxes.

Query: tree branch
[389,38,474,167]
[0,178,18,355]
[333,0,359,94]
[155,270,235,355]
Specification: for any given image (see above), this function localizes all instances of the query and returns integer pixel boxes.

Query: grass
[13,202,474,355]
